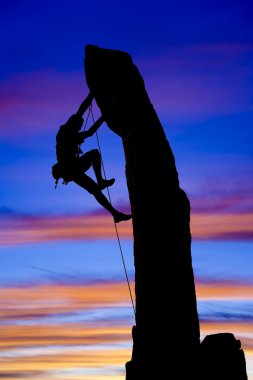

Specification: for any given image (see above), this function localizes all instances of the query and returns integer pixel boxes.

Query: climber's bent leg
[79,150,115,190]
[92,189,132,223]
[73,174,132,223]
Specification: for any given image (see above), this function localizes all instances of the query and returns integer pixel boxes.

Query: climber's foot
[98,178,115,190]
[113,212,132,224]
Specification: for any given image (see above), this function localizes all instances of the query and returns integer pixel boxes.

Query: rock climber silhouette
[52,91,132,223]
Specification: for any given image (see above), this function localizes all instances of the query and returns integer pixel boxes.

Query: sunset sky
[1,0,253,379]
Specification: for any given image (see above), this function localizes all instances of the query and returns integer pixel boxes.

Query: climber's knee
[73,174,98,195]
[89,148,101,162]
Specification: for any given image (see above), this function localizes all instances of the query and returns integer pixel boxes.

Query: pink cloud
[0,69,90,137]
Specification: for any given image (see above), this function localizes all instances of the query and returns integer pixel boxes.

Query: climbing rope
[89,104,136,320]
[83,105,91,131]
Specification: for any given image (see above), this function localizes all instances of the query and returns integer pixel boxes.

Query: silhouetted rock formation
[84,45,247,379]
[200,333,248,380]
[84,44,199,378]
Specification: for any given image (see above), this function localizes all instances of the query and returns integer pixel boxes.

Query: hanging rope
[89,104,136,321]
[83,106,91,131]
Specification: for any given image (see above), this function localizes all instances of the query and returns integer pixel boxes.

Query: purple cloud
[0,69,90,138]
[1,42,252,141]
[189,180,253,214]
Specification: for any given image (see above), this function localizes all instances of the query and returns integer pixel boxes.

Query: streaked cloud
[0,213,132,245]
[191,212,253,241]
[0,323,131,351]
[0,371,45,379]
[0,345,129,376]
[0,280,253,326]
[1,208,252,246]
[196,282,253,301]
[190,183,253,214]
[0,282,132,324]
[0,280,253,379]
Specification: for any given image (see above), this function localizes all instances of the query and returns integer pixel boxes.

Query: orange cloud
[196,282,253,300]
[1,211,253,246]
[0,321,252,379]
[0,345,130,375]
[0,214,132,245]
[0,280,252,322]
[191,212,253,241]
[0,323,131,351]
[0,281,253,379]
[0,282,134,323]
[0,281,253,326]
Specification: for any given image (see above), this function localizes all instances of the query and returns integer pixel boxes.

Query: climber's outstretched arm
[85,115,104,137]
[79,115,104,142]
[76,91,93,118]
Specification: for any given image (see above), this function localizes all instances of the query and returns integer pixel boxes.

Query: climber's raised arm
[79,115,104,142]
[76,91,93,118]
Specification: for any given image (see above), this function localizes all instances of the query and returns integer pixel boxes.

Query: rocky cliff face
[84,44,200,378]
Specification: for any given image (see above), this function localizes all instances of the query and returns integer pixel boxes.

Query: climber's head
[67,114,84,131]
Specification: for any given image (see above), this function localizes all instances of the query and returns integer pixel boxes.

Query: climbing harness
[52,106,92,189]
[90,104,136,320]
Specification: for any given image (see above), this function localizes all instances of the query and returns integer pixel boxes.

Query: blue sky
[0,0,253,378]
